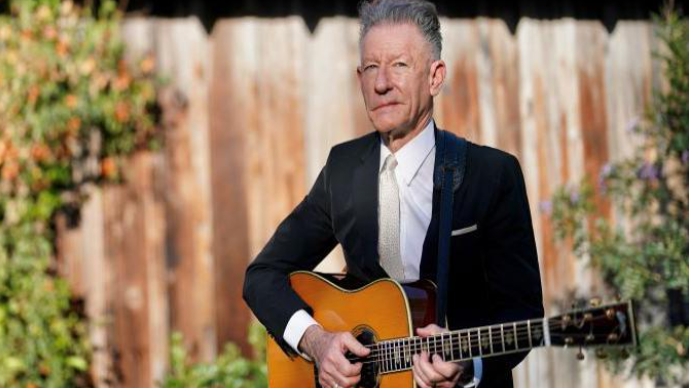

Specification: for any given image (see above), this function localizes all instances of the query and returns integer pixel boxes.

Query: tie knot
[382,154,398,172]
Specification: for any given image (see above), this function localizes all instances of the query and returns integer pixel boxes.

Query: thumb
[416,324,443,337]
[343,333,370,357]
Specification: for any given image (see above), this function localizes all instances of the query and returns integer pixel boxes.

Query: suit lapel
[420,128,471,282]
[420,128,443,282]
[352,133,388,279]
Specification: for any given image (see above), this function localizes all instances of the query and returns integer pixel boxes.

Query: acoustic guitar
[267,271,637,388]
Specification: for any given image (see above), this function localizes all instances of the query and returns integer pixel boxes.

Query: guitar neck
[366,318,548,374]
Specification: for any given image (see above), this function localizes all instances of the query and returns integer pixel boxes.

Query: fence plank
[53,16,663,387]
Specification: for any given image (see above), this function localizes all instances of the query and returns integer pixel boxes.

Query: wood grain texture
[53,16,658,388]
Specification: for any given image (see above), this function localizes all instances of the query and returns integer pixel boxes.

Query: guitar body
[267,271,436,388]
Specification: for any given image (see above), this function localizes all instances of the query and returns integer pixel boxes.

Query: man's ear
[429,60,446,97]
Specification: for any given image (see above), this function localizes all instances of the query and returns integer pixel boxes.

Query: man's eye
[393,62,407,67]
[364,64,377,71]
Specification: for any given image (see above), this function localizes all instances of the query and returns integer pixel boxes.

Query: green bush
[161,323,268,388]
[0,0,160,386]
[546,8,688,385]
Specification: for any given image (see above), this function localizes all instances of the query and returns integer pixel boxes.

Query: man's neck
[382,114,433,153]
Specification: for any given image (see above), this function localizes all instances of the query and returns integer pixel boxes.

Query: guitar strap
[434,130,468,326]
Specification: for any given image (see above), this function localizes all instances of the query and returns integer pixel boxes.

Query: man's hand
[299,325,371,388]
[412,324,472,388]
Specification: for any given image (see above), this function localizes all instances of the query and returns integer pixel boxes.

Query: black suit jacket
[243,128,544,387]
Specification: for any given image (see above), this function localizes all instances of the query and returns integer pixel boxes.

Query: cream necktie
[378,154,404,280]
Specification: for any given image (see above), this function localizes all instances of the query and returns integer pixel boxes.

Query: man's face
[358,23,444,136]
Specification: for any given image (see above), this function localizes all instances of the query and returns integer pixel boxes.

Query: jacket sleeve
[243,163,337,357]
[480,154,545,382]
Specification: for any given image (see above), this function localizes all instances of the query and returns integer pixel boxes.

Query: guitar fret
[513,322,519,350]
[458,331,463,359]
[489,326,494,354]
[467,330,473,357]
[527,320,533,348]
[440,334,445,360]
[478,329,483,356]
[393,340,397,368]
[379,343,385,373]
[444,333,450,359]
[543,318,551,346]
[501,324,505,353]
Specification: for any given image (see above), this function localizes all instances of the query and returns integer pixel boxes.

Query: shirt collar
[380,119,436,186]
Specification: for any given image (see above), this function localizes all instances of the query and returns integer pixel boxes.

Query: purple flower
[682,150,689,165]
[637,163,659,180]
[600,163,614,178]
[625,116,641,133]
[539,200,553,215]
[570,191,580,204]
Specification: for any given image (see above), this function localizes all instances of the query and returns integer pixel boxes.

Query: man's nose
[374,66,392,94]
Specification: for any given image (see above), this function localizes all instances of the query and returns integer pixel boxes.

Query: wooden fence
[55,15,660,388]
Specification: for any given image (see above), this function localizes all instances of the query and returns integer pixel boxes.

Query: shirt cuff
[465,358,482,387]
[283,309,320,360]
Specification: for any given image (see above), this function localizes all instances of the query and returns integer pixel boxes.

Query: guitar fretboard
[358,318,548,374]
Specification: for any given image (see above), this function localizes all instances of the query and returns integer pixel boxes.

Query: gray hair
[358,0,442,60]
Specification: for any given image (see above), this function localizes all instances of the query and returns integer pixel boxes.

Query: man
[243,0,544,387]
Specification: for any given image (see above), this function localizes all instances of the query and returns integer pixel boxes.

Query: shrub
[546,8,688,385]
[0,0,160,386]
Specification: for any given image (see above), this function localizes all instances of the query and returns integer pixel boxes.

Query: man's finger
[417,351,444,383]
[321,361,360,388]
[333,353,362,378]
[431,354,462,380]
[342,333,370,357]
[412,354,433,387]
[416,323,445,337]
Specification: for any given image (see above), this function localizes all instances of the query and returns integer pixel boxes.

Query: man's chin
[369,118,405,134]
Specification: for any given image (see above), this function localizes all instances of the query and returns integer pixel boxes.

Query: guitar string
[349,316,623,363]
[350,331,626,369]
[358,314,618,354]
[357,327,622,363]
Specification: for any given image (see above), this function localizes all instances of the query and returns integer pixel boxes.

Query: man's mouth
[373,102,400,111]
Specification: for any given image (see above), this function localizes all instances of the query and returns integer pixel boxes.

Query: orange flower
[27,85,40,105]
[101,157,117,178]
[39,362,51,376]
[113,73,131,91]
[31,144,51,163]
[56,40,69,57]
[114,101,130,122]
[140,56,155,74]
[1,161,19,181]
[20,29,33,41]
[0,140,7,162]
[65,94,78,109]
[67,117,81,133]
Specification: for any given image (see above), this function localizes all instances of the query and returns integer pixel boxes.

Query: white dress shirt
[283,120,482,385]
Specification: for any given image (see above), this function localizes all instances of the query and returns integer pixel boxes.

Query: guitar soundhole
[354,328,379,388]
[314,327,380,388]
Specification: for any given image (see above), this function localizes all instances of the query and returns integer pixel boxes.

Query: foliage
[546,8,688,386]
[0,0,160,386]
[161,323,268,388]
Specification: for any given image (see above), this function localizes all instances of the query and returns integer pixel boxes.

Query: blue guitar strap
[434,130,468,326]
